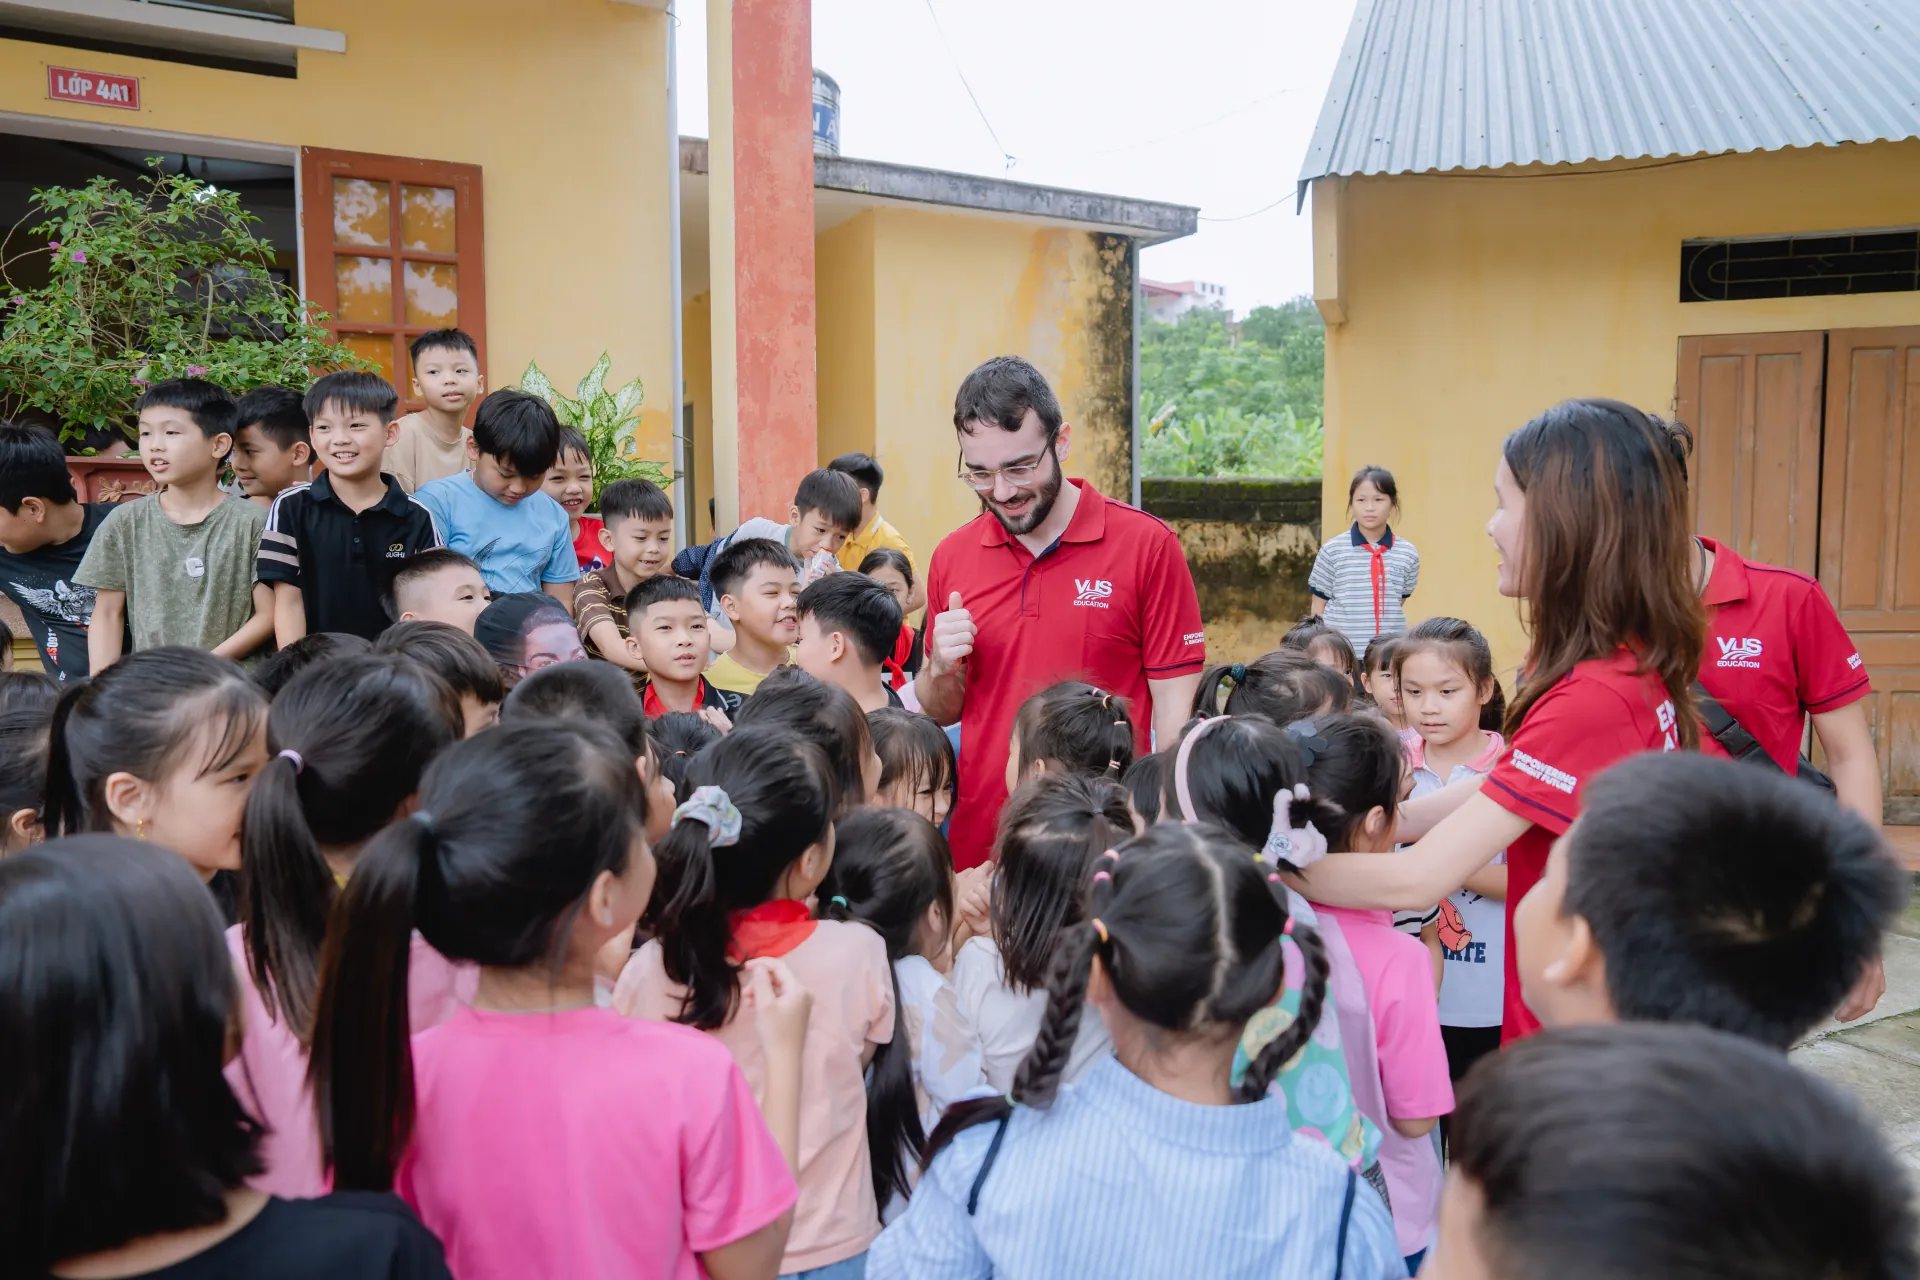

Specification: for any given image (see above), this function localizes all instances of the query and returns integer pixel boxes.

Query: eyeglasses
[956,435,1057,492]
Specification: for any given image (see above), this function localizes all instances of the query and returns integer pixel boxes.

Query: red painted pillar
[708,0,817,526]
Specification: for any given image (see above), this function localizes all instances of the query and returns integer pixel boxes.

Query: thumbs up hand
[926,591,977,676]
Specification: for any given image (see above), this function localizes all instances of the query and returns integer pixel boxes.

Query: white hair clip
[1262,783,1329,868]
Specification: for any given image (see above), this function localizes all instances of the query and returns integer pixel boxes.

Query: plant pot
[67,455,157,505]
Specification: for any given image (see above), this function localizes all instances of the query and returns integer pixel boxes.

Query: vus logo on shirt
[1715,636,1764,669]
[1073,578,1113,608]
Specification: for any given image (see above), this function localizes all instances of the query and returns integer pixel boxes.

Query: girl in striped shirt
[868,823,1400,1279]
[1309,466,1420,658]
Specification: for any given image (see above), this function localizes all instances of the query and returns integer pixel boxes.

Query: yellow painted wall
[815,211,878,468]
[0,0,677,464]
[1319,139,1920,673]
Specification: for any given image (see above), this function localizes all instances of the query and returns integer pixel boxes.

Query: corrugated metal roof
[1298,0,1920,195]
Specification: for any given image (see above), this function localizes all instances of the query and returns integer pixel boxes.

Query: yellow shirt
[706,649,792,695]
[836,513,913,572]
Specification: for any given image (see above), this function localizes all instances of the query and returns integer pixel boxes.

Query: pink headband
[1172,715,1233,823]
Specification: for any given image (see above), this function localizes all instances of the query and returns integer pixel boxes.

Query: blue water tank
[812,69,840,156]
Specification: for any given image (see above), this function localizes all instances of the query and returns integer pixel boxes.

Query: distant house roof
[1298,0,1920,201]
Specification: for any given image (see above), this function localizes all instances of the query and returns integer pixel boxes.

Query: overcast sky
[672,0,1360,315]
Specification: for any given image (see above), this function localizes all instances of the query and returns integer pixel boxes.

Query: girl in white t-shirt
[1393,618,1508,1095]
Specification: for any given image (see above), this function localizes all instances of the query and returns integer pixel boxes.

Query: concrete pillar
[706,0,818,528]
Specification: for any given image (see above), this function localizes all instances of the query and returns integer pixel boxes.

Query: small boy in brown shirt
[384,328,482,493]
[575,478,675,674]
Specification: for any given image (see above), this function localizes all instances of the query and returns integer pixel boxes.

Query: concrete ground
[1793,877,1920,1193]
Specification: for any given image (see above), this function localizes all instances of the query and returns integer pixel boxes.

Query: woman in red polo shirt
[1296,399,1704,1042]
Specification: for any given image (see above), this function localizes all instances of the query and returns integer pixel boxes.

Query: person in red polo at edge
[915,356,1205,870]
[1694,532,1887,1018]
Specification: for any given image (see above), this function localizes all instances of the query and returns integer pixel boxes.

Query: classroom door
[1679,328,1920,822]
[1819,328,1920,824]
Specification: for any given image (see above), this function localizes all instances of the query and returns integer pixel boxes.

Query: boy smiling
[702,538,800,696]
[258,372,442,643]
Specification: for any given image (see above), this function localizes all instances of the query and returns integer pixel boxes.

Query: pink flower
[46,241,60,253]
[186,365,209,377]
[130,377,150,387]
[70,250,86,263]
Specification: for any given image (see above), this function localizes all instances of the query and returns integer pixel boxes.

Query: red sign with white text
[48,67,141,111]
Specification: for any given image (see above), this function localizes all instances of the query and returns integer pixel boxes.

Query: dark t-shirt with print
[0,504,117,682]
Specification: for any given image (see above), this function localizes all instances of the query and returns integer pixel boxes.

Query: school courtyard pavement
[1794,836,1920,1197]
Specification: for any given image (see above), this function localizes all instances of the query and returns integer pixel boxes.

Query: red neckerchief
[883,624,914,691]
[642,677,708,718]
[1367,540,1388,635]
[728,899,817,961]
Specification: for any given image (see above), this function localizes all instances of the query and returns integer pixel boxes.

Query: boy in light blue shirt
[413,389,580,611]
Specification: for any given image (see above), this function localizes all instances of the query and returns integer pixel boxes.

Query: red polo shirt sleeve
[1484,678,1648,836]
[1793,583,1871,713]
[1140,524,1206,677]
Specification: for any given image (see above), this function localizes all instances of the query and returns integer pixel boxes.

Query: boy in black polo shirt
[259,372,441,643]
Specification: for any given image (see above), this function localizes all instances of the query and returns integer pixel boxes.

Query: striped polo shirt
[1308,523,1420,656]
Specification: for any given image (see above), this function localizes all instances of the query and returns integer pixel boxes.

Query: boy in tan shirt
[385,327,482,492]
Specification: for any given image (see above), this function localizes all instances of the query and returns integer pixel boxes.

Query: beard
[985,447,1063,536]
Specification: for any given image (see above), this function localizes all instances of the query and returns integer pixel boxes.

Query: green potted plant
[517,352,671,501]
[0,162,370,501]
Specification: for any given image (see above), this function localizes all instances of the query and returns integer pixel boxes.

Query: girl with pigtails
[866,823,1401,1279]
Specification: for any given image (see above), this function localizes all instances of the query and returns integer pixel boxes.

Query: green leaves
[0,163,373,446]
[1138,300,1325,479]
[516,354,669,503]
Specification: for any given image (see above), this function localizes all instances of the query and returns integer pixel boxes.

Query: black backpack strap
[1334,1168,1357,1280]
[966,1111,1013,1217]
[1691,681,1780,770]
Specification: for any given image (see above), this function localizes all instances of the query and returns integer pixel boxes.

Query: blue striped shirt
[867,1055,1401,1280]
[1308,524,1419,657]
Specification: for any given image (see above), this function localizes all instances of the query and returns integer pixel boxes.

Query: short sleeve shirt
[256,473,441,640]
[924,480,1205,869]
[410,473,580,595]
[1696,537,1869,770]
[1483,648,1680,1041]
[574,562,633,659]
[74,493,265,654]
[1307,524,1419,657]
[837,513,914,572]
[383,412,470,494]
[0,503,117,680]
[136,1193,451,1280]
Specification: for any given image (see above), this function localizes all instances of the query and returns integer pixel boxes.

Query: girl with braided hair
[867,823,1399,1279]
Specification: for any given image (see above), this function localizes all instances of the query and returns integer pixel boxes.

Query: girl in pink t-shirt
[1296,713,1454,1267]
[618,726,895,1278]
[311,720,803,1280]
[230,653,466,1198]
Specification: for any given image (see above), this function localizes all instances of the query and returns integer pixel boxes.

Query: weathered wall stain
[1144,478,1319,664]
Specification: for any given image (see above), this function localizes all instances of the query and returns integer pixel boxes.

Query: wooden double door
[1678,327,1920,824]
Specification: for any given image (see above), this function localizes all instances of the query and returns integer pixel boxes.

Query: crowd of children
[0,358,1915,1280]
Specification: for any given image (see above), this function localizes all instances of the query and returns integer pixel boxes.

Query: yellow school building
[1300,0,1920,819]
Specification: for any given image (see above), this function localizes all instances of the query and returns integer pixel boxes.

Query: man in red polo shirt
[1695,533,1885,1017]
[916,357,1205,869]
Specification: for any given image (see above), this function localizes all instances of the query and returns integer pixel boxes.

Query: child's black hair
[797,571,902,666]
[471,389,560,477]
[301,370,398,424]
[1282,615,1359,686]
[792,468,862,532]
[251,631,374,699]
[43,648,267,837]
[382,547,486,621]
[1288,713,1404,852]
[240,654,461,1038]
[827,451,884,503]
[0,420,78,510]
[408,327,478,365]
[1393,615,1507,732]
[709,536,801,601]
[627,573,703,618]
[651,711,723,793]
[501,659,650,760]
[927,823,1329,1165]
[554,426,590,466]
[1192,648,1353,725]
[234,384,311,451]
[310,720,649,1189]
[733,668,874,812]
[0,703,54,831]
[868,707,955,809]
[1119,751,1166,826]
[0,668,57,715]
[817,807,954,1208]
[1010,680,1136,779]
[599,477,674,527]
[992,772,1134,992]
[1565,752,1907,1050]
[0,836,265,1272]
[136,377,237,440]
[1451,1023,1917,1278]
[374,619,504,708]
[645,726,836,1030]
[857,546,914,589]
[1347,465,1398,507]
[1165,716,1311,866]
[1360,633,1400,684]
